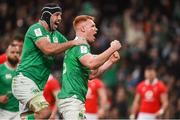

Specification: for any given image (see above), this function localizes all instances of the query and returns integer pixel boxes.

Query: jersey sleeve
[159,81,167,94]
[27,25,47,43]
[136,83,142,94]
[74,44,90,59]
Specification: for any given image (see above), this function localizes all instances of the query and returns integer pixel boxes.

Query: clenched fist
[110,40,121,51]
[109,51,120,63]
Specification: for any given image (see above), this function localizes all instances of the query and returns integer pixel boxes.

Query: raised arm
[80,40,121,70]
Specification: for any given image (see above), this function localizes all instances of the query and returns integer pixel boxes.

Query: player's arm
[130,93,141,120]
[89,51,120,79]
[97,87,109,118]
[89,60,114,79]
[49,89,60,120]
[36,37,86,55]
[155,92,168,117]
[80,40,121,70]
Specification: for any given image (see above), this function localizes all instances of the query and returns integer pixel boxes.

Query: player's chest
[0,72,14,85]
[46,34,59,43]
[141,85,160,99]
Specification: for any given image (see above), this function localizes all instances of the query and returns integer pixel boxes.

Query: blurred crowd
[0,0,180,119]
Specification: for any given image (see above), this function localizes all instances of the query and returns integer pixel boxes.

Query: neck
[76,32,86,38]
[147,78,157,84]
[39,20,50,31]
[75,32,88,41]
[5,61,16,70]
[149,79,154,84]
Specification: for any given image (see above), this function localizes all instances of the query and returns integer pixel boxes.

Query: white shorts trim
[137,112,156,120]
[85,113,98,120]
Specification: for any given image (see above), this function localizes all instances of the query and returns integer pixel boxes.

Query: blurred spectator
[109,85,129,119]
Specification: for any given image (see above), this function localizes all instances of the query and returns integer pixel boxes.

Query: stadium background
[0,0,180,118]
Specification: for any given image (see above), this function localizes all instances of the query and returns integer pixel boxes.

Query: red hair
[73,15,94,30]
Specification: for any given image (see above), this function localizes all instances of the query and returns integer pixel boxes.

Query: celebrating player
[12,3,86,120]
[57,15,121,120]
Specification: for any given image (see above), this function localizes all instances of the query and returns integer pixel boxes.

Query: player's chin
[92,35,96,41]
[54,23,59,29]
[90,38,95,43]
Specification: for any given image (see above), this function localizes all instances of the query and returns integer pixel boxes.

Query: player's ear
[81,25,85,32]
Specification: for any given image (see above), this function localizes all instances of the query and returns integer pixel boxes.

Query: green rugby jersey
[17,23,67,90]
[58,44,91,102]
[0,64,19,112]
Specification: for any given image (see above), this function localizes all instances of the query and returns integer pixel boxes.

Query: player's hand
[110,40,121,51]
[129,114,136,120]
[0,95,8,104]
[155,109,164,118]
[109,51,120,63]
[98,108,106,119]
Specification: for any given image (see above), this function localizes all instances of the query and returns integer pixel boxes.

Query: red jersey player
[43,74,60,120]
[85,78,109,120]
[0,53,7,64]
[130,66,168,120]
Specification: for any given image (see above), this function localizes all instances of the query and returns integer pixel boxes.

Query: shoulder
[76,44,90,51]
[157,80,167,87]
[93,78,103,84]
[28,23,42,31]
[26,23,44,36]
[54,31,67,42]
[137,81,145,89]
[138,81,145,86]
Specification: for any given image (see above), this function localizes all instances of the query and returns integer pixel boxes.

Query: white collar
[4,62,16,70]
[75,36,86,41]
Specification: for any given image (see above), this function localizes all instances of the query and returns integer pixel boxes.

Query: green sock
[26,114,35,120]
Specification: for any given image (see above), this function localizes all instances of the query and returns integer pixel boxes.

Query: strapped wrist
[129,114,135,119]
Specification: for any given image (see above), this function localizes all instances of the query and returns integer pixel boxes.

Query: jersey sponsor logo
[145,90,153,101]
[53,37,58,43]
[31,87,40,95]
[34,28,42,37]
[5,73,12,79]
[80,46,88,53]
